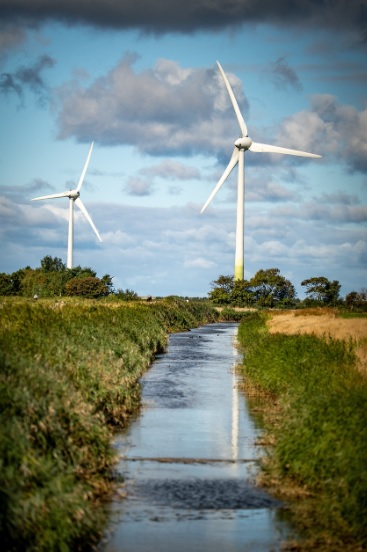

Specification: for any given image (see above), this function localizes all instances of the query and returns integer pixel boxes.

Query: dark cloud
[0,179,53,203]
[267,56,302,91]
[0,1,366,41]
[0,54,55,104]
[0,23,28,57]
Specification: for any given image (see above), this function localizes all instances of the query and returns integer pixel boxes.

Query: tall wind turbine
[32,142,102,269]
[201,62,321,281]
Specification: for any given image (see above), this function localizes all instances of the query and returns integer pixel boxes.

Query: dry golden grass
[267,310,367,372]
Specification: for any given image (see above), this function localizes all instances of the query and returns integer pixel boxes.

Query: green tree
[21,268,67,297]
[66,266,96,279]
[64,277,109,298]
[208,275,234,305]
[250,268,296,308]
[40,255,66,272]
[0,273,13,295]
[10,268,28,295]
[301,276,341,306]
[230,279,254,307]
[101,274,114,295]
[345,289,367,311]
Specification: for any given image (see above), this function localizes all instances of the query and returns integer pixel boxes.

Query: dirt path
[267,310,367,371]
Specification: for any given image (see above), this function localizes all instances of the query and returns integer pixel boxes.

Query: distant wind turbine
[32,142,102,269]
[201,61,321,281]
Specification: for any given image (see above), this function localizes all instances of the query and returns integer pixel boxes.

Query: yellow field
[267,309,367,372]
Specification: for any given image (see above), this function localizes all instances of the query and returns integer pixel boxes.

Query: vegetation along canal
[102,322,293,551]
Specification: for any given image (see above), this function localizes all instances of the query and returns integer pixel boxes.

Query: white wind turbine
[201,61,321,281]
[32,142,102,269]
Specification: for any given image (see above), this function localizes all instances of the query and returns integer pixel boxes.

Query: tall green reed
[0,298,218,551]
[238,312,367,548]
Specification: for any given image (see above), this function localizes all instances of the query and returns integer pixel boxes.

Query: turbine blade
[217,61,248,138]
[250,141,321,158]
[31,191,70,201]
[201,148,239,213]
[76,141,94,192]
[75,197,102,242]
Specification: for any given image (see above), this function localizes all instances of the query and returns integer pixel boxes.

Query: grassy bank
[237,312,367,550]
[0,297,218,551]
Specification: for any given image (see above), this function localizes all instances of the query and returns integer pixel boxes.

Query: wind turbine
[201,61,321,281]
[32,142,102,269]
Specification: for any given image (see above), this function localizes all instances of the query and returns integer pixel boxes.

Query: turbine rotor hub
[69,190,80,199]
[235,136,252,150]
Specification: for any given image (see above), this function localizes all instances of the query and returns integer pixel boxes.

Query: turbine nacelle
[68,190,80,200]
[235,136,252,150]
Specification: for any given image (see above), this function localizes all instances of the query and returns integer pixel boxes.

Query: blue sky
[0,1,366,298]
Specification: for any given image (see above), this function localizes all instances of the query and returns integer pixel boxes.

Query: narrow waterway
[103,323,293,551]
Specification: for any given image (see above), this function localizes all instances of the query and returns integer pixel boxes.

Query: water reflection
[232,367,239,462]
[103,323,292,552]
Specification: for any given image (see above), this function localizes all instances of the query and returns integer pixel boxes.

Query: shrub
[65,276,109,298]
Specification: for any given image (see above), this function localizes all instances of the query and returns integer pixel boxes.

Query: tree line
[1,258,365,308]
[0,256,114,299]
[209,268,366,309]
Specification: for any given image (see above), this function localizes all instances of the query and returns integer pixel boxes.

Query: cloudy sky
[0,0,366,298]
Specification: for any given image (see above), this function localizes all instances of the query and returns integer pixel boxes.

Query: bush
[114,288,139,301]
[64,276,109,298]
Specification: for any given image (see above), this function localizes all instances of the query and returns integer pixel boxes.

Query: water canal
[102,322,293,551]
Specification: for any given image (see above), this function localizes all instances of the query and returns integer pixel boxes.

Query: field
[237,309,367,551]
[268,308,367,371]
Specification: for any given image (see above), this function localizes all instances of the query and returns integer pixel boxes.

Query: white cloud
[184,257,217,269]
[277,94,367,173]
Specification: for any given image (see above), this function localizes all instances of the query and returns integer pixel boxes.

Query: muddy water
[103,323,292,551]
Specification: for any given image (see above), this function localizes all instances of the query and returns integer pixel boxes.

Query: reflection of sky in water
[106,323,293,552]
[119,323,259,462]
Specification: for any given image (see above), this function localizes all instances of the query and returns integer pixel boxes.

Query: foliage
[249,268,296,307]
[237,313,367,548]
[101,274,114,294]
[0,298,218,550]
[209,269,296,307]
[114,288,139,301]
[40,255,66,272]
[219,307,256,322]
[345,288,367,311]
[66,265,96,279]
[230,279,254,307]
[0,269,29,296]
[208,275,234,304]
[64,276,109,298]
[0,257,114,299]
[21,267,68,297]
[0,273,13,296]
[301,276,341,306]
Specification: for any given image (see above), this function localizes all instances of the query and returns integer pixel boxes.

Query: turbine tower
[201,62,321,281]
[32,142,102,269]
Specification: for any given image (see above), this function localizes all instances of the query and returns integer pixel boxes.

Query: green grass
[237,312,367,549]
[338,311,367,318]
[0,297,218,551]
